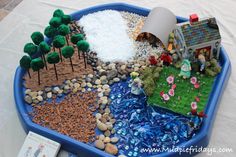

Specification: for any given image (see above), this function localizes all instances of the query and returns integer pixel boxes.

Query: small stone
[102,99,108,105]
[47,92,52,98]
[74,83,80,88]
[121,75,127,80]
[94,140,105,150]
[110,137,119,143]
[120,64,126,70]
[110,119,116,124]
[64,85,70,90]
[25,89,31,95]
[24,95,32,104]
[99,134,105,141]
[71,78,77,83]
[107,69,118,80]
[81,88,86,92]
[102,84,110,89]
[113,77,120,82]
[111,128,116,134]
[118,155,127,157]
[100,75,108,84]
[106,122,113,130]
[105,108,110,114]
[72,88,78,93]
[97,120,108,131]
[81,82,87,88]
[104,137,111,143]
[87,88,92,91]
[88,74,94,78]
[104,130,111,137]
[98,92,103,97]
[95,113,102,119]
[29,91,38,97]
[87,82,93,88]
[97,66,102,71]
[37,95,43,102]
[105,143,118,155]
[95,79,101,85]
[45,87,52,92]
[37,90,43,95]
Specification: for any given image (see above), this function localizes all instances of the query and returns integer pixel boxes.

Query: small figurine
[130,71,139,80]
[179,59,191,79]
[198,54,206,73]
[160,51,172,66]
[131,77,142,95]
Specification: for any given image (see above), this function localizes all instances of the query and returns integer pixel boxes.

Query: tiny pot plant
[30,58,45,85]
[47,52,60,80]
[77,40,89,69]
[62,46,75,72]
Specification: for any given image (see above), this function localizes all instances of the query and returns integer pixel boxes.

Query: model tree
[24,43,37,57]
[47,52,60,80]
[62,46,75,72]
[39,41,51,70]
[62,15,72,25]
[71,34,84,59]
[31,32,44,45]
[20,55,32,78]
[30,58,44,85]
[77,40,89,69]
[49,17,62,28]
[53,9,64,17]
[53,35,66,62]
[44,25,57,38]
[58,24,70,45]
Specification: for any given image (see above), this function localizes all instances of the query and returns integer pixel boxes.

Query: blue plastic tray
[14,3,231,157]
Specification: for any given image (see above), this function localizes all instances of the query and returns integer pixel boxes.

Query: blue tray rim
[14,3,231,157]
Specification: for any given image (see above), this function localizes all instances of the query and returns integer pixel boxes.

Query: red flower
[171,84,176,90]
[149,55,158,65]
[160,91,164,97]
[194,82,200,89]
[195,96,200,102]
[191,109,197,115]
[166,75,174,84]
[168,89,175,96]
[190,77,197,85]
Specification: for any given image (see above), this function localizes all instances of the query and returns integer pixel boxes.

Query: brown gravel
[31,91,98,143]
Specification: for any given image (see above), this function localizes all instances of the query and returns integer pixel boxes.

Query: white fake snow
[79,10,134,62]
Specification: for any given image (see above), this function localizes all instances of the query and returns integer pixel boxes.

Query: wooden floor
[0,0,22,21]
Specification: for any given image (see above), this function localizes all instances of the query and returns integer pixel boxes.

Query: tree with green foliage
[62,46,74,72]
[58,24,70,45]
[77,40,89,69]
[53,35,65,62]
[49,17,61,28]
[39,41,51,70]
[44,25,57,38]
[71,34,84,59]
[24,43,37,56]
[20,55,32,78]
[31,32,44,45]
[53,9,64,17]
[62,15,72,25]
[30,58,44,85]
[47,52,60,80]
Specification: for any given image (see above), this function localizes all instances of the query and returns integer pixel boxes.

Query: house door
[195,46,211,60]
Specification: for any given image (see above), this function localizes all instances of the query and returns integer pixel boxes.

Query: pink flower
[168,89,175,96]
[195,96,200,102]
[194,82,200,89]
[191,102,198,110]
[190,77,197,85]
[171,84,176,90]
[166,75,174,84]
[162,94,170,101]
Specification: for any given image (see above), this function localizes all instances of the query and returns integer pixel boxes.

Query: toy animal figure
[198,54,206,73]
[160,51,172,66]
[131,78,142,95]
[179,59,191,79]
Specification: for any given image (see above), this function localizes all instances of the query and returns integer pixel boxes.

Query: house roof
[180,17,221,47]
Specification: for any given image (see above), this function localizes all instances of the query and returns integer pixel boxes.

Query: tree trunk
[27,69,31,79]
[53,46,56,52]
[78,49,80,59]
[42,54,48,70]
[83,52,87,69]
[38,70,40,85]
[59,48,63,62]
[54,63,58,80]
[66,35,69,46]
[69,57,74,72]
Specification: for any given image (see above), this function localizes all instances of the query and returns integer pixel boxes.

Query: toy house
[173,14,221,61]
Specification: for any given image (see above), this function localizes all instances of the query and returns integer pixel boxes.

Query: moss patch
[148,66,215,116]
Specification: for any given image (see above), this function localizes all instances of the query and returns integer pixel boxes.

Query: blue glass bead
[134,132,138,136]
[128,151,133,156]
[125,145,129,150]
[134,147,139,152]
[133,152,138,156]
[118,93,122,98]
[130,139,135,144]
